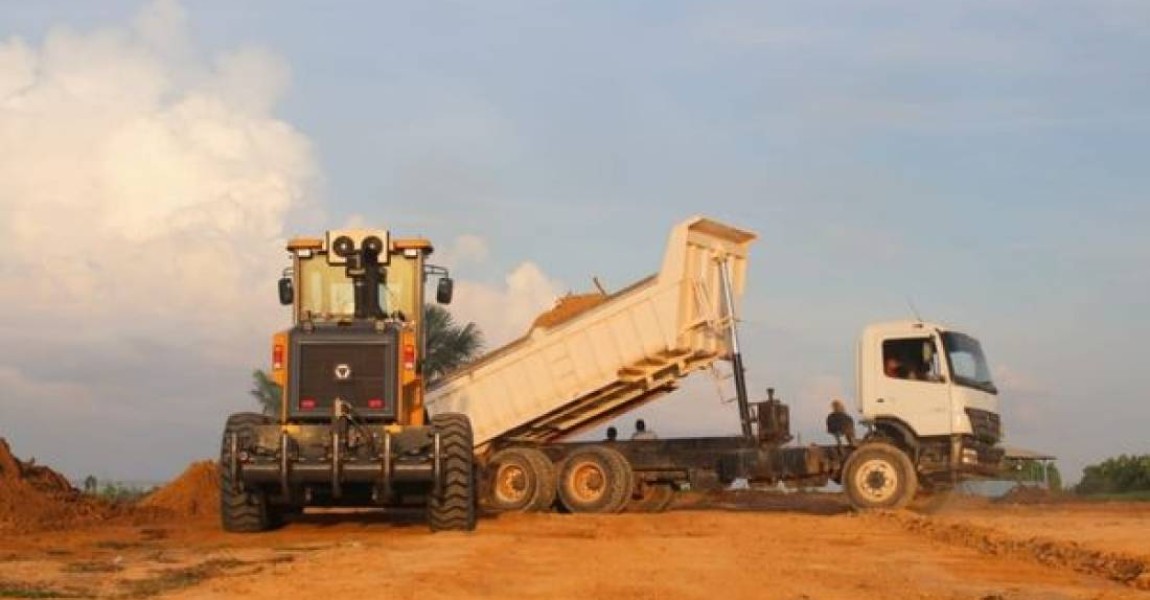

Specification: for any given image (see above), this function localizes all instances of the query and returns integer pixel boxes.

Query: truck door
[874,335,951,437]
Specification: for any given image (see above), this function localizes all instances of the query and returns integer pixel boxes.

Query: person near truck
[631,419,658,440]
[826,399,857,448]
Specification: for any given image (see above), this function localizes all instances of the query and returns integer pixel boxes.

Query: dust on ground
[2,446,1147,599]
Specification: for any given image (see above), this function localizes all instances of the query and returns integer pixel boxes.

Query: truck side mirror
[436,277,454,304]
[278,277,294,305]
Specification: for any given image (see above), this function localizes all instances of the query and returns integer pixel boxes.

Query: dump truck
[218,229,476,532]
[427,216,1004,512]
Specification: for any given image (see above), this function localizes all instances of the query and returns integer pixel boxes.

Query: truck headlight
[961,448,979,464]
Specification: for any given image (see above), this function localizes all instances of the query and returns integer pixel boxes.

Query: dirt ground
[1,491,1148,600]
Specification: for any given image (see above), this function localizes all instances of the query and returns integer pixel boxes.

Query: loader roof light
[332,235,355,258]
[363,235,385,255]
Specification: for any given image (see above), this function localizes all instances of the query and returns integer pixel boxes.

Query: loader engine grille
[291,332,399,420]
[964,407,1001,443]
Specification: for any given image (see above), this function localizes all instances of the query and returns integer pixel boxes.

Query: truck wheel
[626,481,675,513]
[219,412,274,533]
[842,442,918,511]
[487,447,556,512]
[557,445,633,514]
[427,413,477,532]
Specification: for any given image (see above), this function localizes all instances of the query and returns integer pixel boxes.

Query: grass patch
[63,561,124,574]
[136,529,168,541]
[93,540,138,551]
[0,579,91,599]
[120,558,247,598]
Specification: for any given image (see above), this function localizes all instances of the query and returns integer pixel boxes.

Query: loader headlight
[362,235,384,255]
[332,235,356,257]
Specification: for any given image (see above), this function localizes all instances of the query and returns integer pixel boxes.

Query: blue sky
[0,1,1146,483]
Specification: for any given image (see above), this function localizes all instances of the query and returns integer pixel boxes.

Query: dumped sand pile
[0,437,127,533]
[140,460,220,519]
[532,292,608,330]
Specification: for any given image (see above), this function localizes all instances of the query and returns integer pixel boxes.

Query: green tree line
[1075,454,1150,495]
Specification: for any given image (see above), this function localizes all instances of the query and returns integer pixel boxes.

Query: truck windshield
[941,332,997,394]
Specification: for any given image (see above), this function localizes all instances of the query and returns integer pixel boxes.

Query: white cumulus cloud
[0,1,317,479]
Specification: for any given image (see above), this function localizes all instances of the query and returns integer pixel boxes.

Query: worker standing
[632,419,658,440]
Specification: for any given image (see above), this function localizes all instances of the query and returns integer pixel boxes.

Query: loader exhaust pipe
[718,257,754,441]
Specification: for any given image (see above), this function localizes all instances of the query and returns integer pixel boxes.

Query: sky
[0,0,1147,485]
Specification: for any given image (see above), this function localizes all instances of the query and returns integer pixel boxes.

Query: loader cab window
[882,338,942,383]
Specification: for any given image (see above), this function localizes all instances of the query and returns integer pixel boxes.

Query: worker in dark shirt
[826,399,857,447]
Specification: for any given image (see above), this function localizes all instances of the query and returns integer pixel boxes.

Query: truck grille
[294,340,398,419]
[964,408,1001,443]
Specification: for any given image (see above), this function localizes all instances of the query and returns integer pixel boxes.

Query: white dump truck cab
[853,320,1004,498]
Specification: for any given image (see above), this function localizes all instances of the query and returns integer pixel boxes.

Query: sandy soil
[1,494,1147,600]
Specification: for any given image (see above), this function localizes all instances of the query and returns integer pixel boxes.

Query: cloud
[451,262,565,349]
[0,1,316,479]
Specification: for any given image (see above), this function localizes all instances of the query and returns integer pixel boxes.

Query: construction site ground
[2,490,1148,599]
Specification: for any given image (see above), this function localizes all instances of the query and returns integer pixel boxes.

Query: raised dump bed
[426,216,757,452]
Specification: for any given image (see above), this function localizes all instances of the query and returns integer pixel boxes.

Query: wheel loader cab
[270,231,436,426]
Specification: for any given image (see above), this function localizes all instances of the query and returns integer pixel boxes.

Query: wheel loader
[219,229,475,532]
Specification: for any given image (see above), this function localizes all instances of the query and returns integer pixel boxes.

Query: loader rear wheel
[487,447,557,512]
[219,412,275,533]
[626,481,676,513]
[427,413,477,532]
[842,442,918,511]
[557,445,633,514]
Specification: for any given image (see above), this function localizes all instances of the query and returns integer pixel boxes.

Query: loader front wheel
[557,445,633,514]
[487,447,557,512]
[842,442,918,511]
[219,413,274,533]
[427,413,477,532]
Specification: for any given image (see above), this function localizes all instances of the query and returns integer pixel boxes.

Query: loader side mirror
[278,276,294,305]
[436,277,454,305]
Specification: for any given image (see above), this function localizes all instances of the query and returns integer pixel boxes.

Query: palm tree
[424,304,483,382]
[250,369,282,415]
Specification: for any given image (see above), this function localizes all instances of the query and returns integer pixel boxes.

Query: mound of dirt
[531,292,608,330]
[139,460,220,519]
[0,437,128,533]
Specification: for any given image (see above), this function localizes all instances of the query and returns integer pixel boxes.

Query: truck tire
[557,445,633,514]
[427,413,477,532]
[219,412,274,533]
[842,442,918,511]
[626,481,676,513]
[487,447,557,513]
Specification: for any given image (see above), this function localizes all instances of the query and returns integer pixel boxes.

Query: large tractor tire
[557,445,634,514]
[626,481,676,513]
[487,446,557,513]
[427,413,477,532]
[842,442,918,511]
[219,412,275,533]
